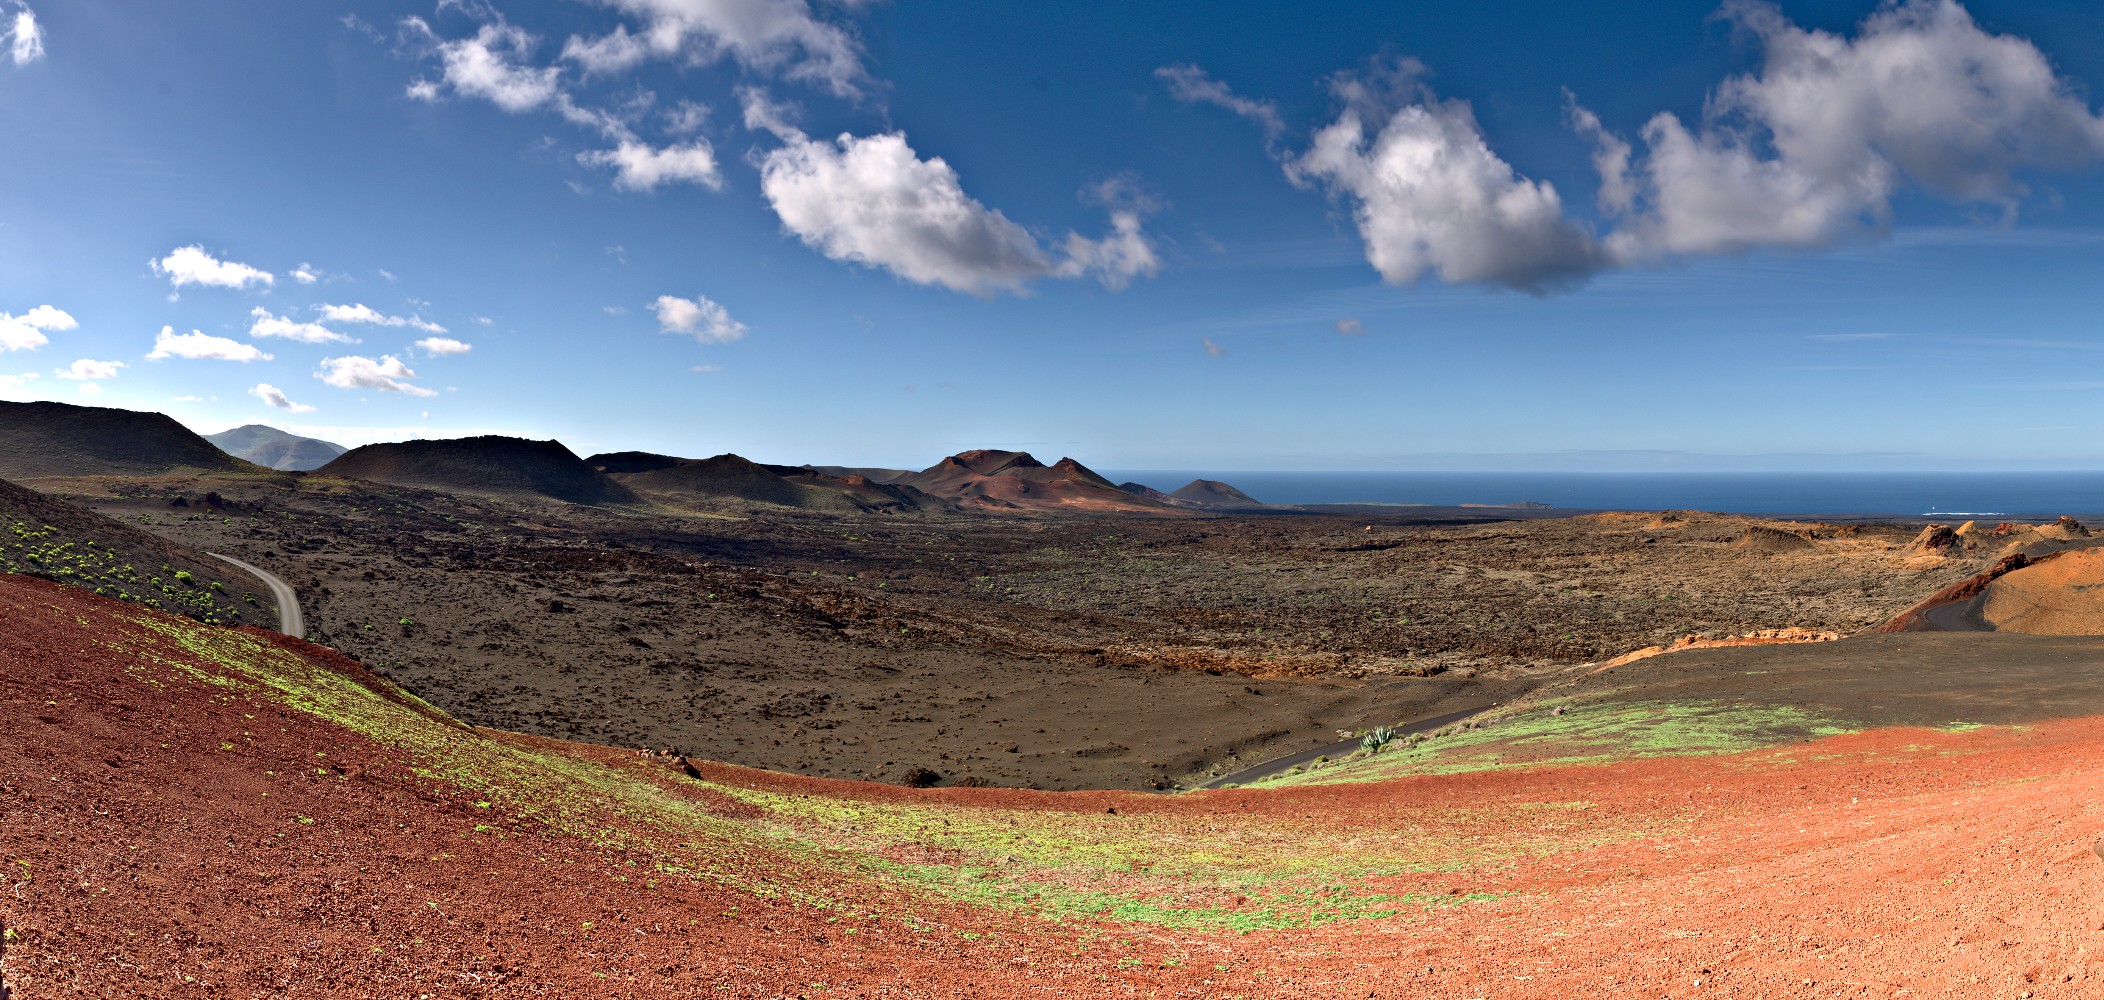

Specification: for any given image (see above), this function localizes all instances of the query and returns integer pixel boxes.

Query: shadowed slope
[318,436,638,506]
[0,400,263,479]
[0,475,263,624]
[588,451,947,511]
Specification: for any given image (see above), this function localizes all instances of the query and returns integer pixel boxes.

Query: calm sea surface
[1102,471,2104,517]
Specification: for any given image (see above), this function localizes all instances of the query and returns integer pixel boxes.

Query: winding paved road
[206,552,303,639]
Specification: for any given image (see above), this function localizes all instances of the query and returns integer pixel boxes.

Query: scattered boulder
[1732,525,1813,552]
[900,767,943,788]
[1905,524,1958,556]
[2038,515,2093,542]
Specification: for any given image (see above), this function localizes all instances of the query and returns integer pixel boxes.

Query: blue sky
[5,1,2104,470]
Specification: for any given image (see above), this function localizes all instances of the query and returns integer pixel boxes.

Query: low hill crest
[0,399,263,479]
[204,424,347,472]
[318,435,636,506]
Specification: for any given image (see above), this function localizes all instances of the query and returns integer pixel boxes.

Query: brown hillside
[803,464,915,484]
[18,574,2104,995]
[1882,546,2104,635]
[589,452,947,512]
[0,399,263,479]
[1168,478,1264,508]
[602,452,805,507]
[902,451,1163,512]
[0,475,267,625]
[318,436,637,506]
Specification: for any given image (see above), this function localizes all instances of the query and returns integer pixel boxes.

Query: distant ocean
[1102,471,2104,517]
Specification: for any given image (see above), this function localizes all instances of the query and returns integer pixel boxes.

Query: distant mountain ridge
[318,436,637,506]
[205,424,346,472]
[1169,479,1264,509]
[0,400,1271,516]
[0,400,263,479]
[586,452,945,512]
[900,450,1164,512]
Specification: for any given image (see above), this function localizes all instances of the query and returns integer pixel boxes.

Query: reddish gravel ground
[7,571,2104,998]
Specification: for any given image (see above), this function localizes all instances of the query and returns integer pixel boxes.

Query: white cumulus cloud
[1287,60,1605,292]
[316,354,437,397]
[414,336,472,355]
[147,327,272,362]
[562,0,866,96]
[55,358,124,380]
[755,126,1054,296]
[1578,0,2104,263]
[315,303,445,333]
[291,263,320,284]
[652,294,746,344]
[249,307,354,344]
[151,245,275,289]
[748,106,1164,296]
[251,383,316,413]
[8,7,42,67]
[1056,210,1161,291]
[579,139,724,191]
[404,17,561,113]
[0,304,75,351]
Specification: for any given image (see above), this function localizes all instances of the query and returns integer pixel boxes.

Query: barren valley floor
[36,472,2013,790]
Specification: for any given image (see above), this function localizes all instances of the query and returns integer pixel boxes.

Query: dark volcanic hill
[588,451,943,512]
[803,465,915,484]
[204,424,347,472]
[902,450,1166,512]
[1169,479,1264,509]
[0,400,263,479]
[0,475,267,625]
[319,437,637,505]
[1117,482,1194,507]
[596,452,804,507]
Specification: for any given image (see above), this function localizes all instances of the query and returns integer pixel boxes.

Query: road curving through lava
[206,552,303,639]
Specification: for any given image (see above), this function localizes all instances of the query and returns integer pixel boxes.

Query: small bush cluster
[3,520,246,625]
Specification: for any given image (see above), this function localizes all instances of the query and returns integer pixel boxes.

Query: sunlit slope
[9,573,2104,997]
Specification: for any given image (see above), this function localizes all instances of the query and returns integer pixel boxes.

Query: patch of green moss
[1260,699,1857,786]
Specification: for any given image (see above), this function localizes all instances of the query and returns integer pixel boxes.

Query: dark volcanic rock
[318,436,637,506]
[0,400,263,479]
[1168,479,1264,509]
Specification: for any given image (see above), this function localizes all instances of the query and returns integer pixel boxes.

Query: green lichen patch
[1258,699,1857,786]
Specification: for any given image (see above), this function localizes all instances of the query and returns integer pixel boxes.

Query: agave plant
[1360,725,1399,754]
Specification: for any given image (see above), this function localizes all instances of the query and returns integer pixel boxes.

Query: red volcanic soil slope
[10,571,2104,997]
[1882,544,2104,634]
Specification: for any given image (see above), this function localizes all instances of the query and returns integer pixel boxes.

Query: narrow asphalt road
[1198,705,1493,790]
[207,552,303,639]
